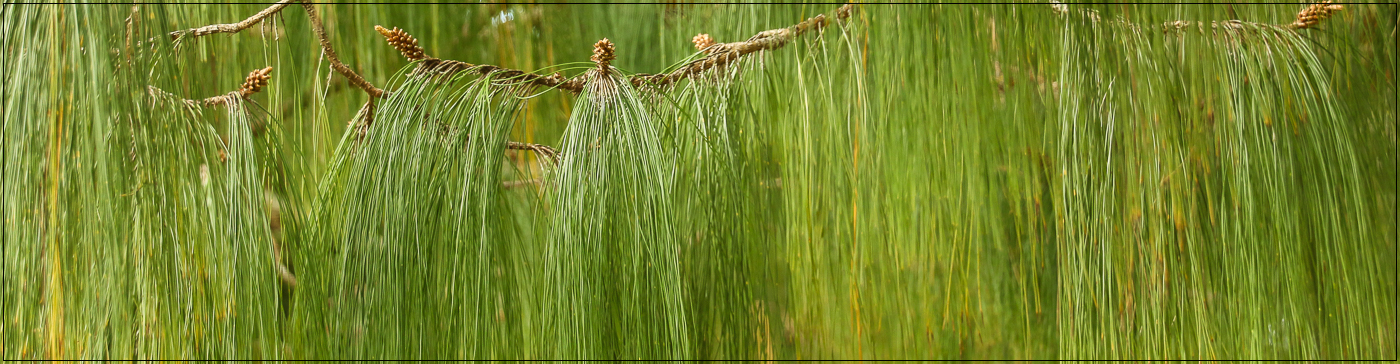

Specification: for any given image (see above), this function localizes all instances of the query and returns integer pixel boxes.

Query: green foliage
[296,68,530,358]
[1052,16,1386,358]
[4,3,1395,360]
[543,68,689,358]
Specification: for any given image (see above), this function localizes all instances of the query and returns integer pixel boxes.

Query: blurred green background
[3,2,1395,360]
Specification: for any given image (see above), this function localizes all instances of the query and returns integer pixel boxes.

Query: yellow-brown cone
[375,25,426,60]
[239,67,273,97]
[592,38,616,70]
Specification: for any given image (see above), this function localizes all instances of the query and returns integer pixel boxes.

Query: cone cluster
[239,67,273,97]
[592,38,616,70]
[376,25,426,60]
[692,33,715,51]
[1291,1,1344,29]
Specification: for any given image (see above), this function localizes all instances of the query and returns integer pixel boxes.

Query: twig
[439,126,564,165]
[350,98,376,141]
[1052,1,1343,33]
[507,141,561,163]
[147,67,274,107]
[301,3,388,98]
[168,0,295,41]
[630,4,856,90]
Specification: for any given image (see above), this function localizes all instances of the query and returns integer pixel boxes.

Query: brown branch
[373,25,582,92]
[147,67,274,107]
[147,86,234,108]
[174,3,855,102]
[437,125,563,166]
[346,99,377,143]
[376,4,856,95]
[168,0,295,41]
[507,141,561,163]
[425,58,583,92]
[630,4,856,90]
[301,2,388,99]
[1053,1,1342,33]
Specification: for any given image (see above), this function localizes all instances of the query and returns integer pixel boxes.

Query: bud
[239,67,273,98]
[375,25,427,60]
[692,33,715,52]
[1291,1,1344,29]
[592,38,616,71]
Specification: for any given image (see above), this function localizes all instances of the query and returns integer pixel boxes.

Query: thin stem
[146,67,273,107]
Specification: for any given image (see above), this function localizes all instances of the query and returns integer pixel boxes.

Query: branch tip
[148,66,274,107]
[375,25,427,61]
[592,38,616,71]
[1291,1,1344,29]
[692,34,715,52]
[239,66,274,98]
[630,4,856,90]
[508,141,561,164]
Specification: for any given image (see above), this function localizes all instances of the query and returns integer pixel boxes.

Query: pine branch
[507,141,561,163]
[374,25,579,92]
[174,3,858,101]
[630,4,856,90]
[301,2,388,98]
[1049,1,1344,33]
[446,128,563,165]
[170,0,388,99]
[377,4,858,94]
[147,67,273,107]
[167,0,295,41]
[349,98,376,141]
